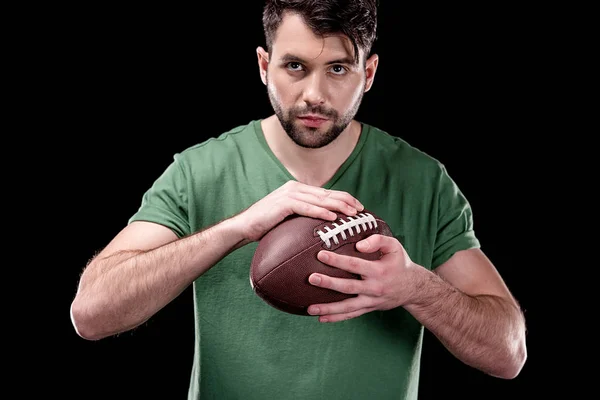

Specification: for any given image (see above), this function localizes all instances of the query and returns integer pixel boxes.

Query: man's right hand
[234,180,364,243]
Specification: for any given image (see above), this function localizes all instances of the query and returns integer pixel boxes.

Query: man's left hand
[307,234,419,323]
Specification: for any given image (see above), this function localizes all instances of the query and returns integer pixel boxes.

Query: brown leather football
[249,209,394,316]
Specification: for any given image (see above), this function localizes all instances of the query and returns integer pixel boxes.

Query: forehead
[271,12,358,63]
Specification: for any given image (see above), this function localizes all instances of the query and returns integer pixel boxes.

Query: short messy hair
[262,0,378,64]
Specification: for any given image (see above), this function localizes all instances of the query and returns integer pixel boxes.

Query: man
[70,1,527,399]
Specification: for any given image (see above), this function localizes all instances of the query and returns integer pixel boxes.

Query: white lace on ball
[316,213,377,249]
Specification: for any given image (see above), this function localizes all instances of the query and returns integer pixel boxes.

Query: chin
[288,128,340,149]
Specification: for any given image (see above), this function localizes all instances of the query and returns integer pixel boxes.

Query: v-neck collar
[252,119,370,189]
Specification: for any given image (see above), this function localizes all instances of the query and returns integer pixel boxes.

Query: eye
[286,62,304,72]
[330,65,348,75]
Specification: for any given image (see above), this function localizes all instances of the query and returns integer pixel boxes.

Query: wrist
[223,213,253,248]
[403,265,441,309]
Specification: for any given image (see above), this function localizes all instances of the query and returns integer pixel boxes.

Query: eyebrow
[279,53,357,66]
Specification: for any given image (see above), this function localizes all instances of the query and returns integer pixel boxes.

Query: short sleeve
[128,154,190,238]
[431,164,480,269]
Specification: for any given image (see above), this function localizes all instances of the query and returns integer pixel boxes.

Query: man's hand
[307,235,528,378]
[307,234,418,323]
[235,180,364,243]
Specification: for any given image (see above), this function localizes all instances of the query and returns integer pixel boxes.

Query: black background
[35,1,564,398]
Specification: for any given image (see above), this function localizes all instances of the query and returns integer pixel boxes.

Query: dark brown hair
[262,0,378,63]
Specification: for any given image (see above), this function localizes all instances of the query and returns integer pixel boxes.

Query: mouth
[297,114,328,121]
[297,115,329,128]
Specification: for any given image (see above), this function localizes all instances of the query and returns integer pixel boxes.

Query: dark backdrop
[50,1,554,399]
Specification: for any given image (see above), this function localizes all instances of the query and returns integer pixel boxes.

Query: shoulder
[361,123,447,180]
[173,120,260,166]
[179,120,258,156]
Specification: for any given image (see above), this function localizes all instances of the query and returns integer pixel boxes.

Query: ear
[256,46,270,85]
[363,53,379,93]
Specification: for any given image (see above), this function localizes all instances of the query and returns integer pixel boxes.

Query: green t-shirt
[129,119,480,400]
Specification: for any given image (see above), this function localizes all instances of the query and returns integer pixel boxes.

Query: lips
[297,115,329,128]
[298,115,328,121]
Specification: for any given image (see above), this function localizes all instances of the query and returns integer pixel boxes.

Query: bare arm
[404,249,527,379]
[305,236,527,379]
[70,181,364,341]
[70,218,248,340]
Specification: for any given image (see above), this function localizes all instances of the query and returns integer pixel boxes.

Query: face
[258,12,378,148]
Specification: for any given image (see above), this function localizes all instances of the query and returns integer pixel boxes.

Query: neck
[261,115,362,187]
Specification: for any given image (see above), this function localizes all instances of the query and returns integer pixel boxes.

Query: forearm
[72,217,248,340]
[404,268,527,379]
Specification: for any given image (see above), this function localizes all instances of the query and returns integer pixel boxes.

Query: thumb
[356,234,398,254]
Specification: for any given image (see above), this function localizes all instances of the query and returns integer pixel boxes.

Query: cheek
[331,79,364,107]
[268,71,298,103]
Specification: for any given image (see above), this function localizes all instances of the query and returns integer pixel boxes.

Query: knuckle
[343,282,356,294]
[372,284,384,297]
[323,209,335,219]
[338,200,354,212]
[373,265,384,278]
[284,180,297,191]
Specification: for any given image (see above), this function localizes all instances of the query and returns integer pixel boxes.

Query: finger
[307,295,371,316]
[317,250,370,276]
[356,234,399,255]
[310,271,383,297]
[299,185,364,212]
[286,199,338,220]
[290,192,359,217]
[309,271,364,294]
[318,307,376,323]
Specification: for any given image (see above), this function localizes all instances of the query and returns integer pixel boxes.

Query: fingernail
[309,274,321,284]
[310,307,320,315]
[356,201,364,211]
[318,252,329,262]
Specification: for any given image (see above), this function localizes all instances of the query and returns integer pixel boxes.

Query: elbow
[70,298,109,341]
[492,338,528,379]
[507,342,528,379]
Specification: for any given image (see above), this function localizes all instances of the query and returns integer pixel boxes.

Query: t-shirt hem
[128,207,189,238]
[431,234,480,269]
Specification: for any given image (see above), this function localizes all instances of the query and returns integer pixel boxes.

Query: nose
[302,73,326,106]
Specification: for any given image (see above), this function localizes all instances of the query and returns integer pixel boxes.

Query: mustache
[290,106,337,119]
